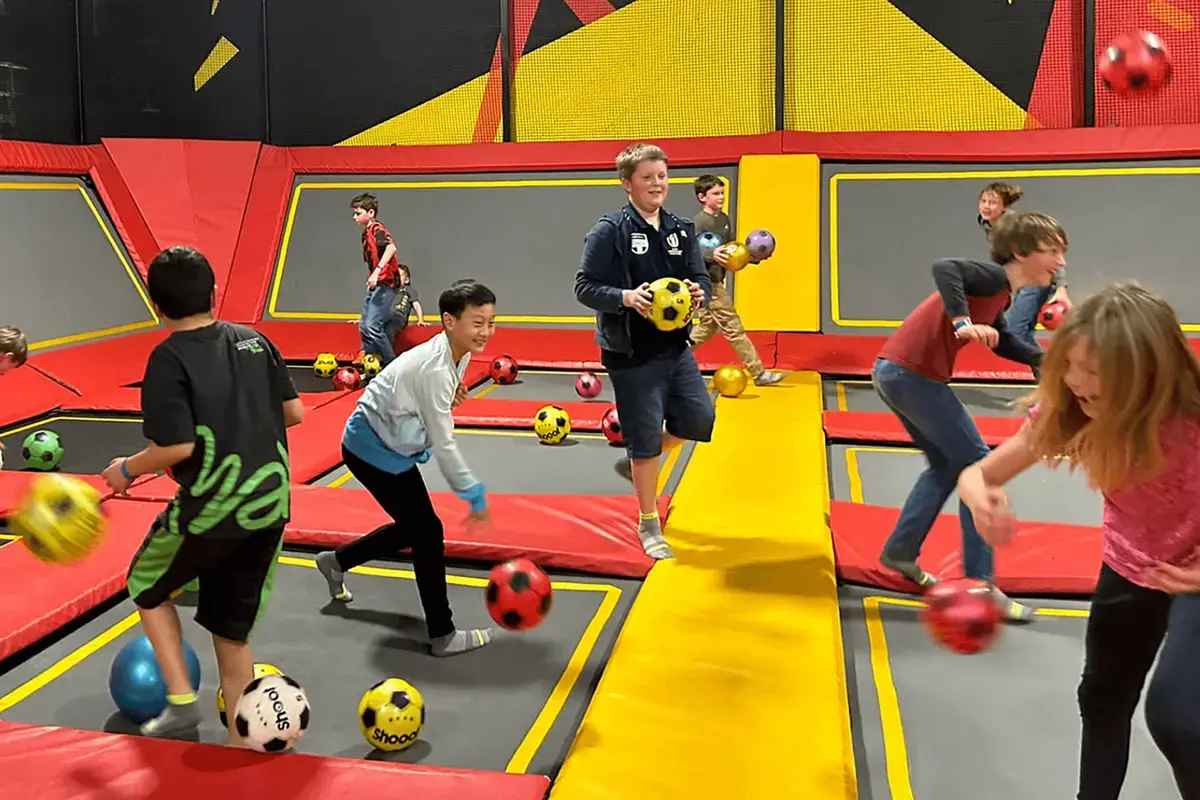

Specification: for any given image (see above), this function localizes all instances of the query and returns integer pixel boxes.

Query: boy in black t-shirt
[385,264,428,341]
[101,246,305,744]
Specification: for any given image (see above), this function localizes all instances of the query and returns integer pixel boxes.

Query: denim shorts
[605,347,715,459]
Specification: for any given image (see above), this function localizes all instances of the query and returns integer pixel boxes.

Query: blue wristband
[119,459,132,481]
[953,318,972,332]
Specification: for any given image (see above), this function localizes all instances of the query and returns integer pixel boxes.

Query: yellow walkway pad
[550,372,856,800]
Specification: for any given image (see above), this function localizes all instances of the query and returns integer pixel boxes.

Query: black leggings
[333,445,454,639]
[1078,564,1200,799]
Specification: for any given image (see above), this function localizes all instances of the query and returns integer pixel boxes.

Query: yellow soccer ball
[217,662,283,728]
[646,277,695,332]
[10,474,106,565]
[361,354,382,378]
[358,678,425,752]
[533,404,571,444]
[313,353,339,377]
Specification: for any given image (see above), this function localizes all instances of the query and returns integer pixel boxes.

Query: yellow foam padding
[782,0,1027,132]
[550,373,856,800]
[733,154,821,333]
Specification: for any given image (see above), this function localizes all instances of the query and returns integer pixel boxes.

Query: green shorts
[127,524,285,643]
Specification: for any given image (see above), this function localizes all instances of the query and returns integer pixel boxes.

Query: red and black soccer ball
[920,578,1002,655]
[1099,30,1172,97]
[485,558,552,631]
[333,366,362,390]
[489,355,519,385]
[601,407,623,446]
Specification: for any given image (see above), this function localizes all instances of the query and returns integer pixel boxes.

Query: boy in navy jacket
[574,143,713,560]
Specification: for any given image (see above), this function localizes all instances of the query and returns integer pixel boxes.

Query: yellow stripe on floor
[550,372,856,800]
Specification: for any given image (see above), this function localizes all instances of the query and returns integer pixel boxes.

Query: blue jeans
[605,347,715,460]
[360,285,397,365]
[871,358,994,580]
[1004,284,1054,349]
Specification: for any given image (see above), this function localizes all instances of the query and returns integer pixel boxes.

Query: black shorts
[126,524,284,643]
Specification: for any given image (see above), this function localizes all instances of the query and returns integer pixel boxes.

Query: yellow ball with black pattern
[361,354,382,378]
[533,404,571,444]
[358,677,425,752]
[646,277,695,332]
[11,474,106,565]
[216,662,283,728]
[313,353,338,377]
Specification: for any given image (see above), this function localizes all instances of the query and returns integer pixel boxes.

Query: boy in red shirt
[351,193,403,366]
[873,211,1067,622]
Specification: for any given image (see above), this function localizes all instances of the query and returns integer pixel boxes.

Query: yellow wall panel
[733,154,820,332]
[512,0,775,142]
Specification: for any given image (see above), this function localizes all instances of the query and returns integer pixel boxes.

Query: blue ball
[109,635,202,724]
[697,231,724,262]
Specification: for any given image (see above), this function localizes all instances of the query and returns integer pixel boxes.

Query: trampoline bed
[0,548,639,778]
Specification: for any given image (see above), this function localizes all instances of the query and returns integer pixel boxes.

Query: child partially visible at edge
[0,326,27,469]
[351,192,404,368]
[689,175,784,386]
[957,283,1200,800]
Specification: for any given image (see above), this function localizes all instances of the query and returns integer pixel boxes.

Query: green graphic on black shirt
[164,425,291,536]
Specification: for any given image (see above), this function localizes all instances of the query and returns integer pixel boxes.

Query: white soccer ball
[233,673,310,753]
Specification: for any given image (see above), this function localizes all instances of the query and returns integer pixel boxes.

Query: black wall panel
[0,0,80,144]
[266,0,499,146]
[78,0,266,142]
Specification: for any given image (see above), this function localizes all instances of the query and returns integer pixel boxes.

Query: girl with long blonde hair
[958,282,1200,799]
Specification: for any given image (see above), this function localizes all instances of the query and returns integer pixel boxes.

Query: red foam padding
[454,399,612,432]
[289,134,777,174]
[285,390,361,482]
[830,501,1102,595]
[691,330,777,370]
[30,330,167,395]
[776,333,1042,379]
[0,498,167,661]
[219,145,295,323]
[0,472,113,515]
[285,485,660,579]
[780,124,1200,162]
[824,410,1025,447]
[0,720,550,800]
[59,386,141,413]
[0,365,80,427]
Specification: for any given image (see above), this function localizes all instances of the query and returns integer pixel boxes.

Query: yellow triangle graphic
[338,72,494,146]
[784,0,1026,131]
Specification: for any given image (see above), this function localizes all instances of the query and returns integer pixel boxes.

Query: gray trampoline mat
[474,370,616,405]
[317,430,638,496]
[823,380,1032,417]
[287,365,344,395]
[827,444,1102,526]
[0,552,639,776]
[0,179,157,347]
[839,586,1176,799]
[0,416,149,475]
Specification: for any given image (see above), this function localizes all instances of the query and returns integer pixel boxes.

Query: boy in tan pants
[689,175,784,386]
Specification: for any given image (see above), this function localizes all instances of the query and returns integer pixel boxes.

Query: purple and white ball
[744,229,776,263]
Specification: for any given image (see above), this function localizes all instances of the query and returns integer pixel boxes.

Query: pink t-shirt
[1028,406,1200,586]
[1099,416,1200,586]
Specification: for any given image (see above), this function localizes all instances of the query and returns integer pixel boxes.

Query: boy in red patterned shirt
[351,193,403,366]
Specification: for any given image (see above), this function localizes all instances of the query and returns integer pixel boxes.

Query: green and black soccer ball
[22,430,63,471]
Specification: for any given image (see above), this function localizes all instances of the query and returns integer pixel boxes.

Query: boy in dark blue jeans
[575,143,713,560]
[351,192,403,366]
[873,210,1067,622]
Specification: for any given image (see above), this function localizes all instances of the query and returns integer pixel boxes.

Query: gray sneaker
[879,550,940,589]
[755,370,786,386]
[991,585,1035,623]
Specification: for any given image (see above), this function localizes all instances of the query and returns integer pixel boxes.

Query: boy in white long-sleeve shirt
[314,279,496,657]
